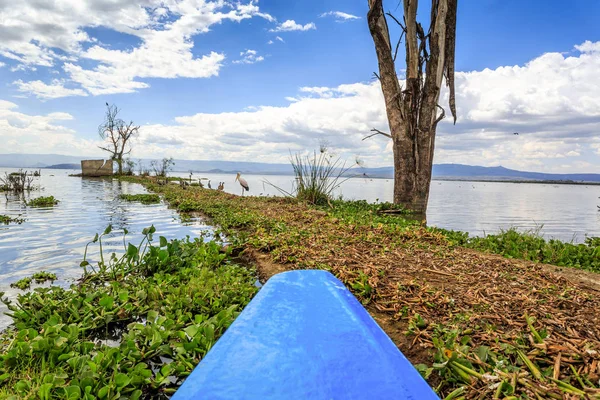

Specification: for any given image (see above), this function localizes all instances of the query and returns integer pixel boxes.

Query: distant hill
[1,154,598,183]
[44,163,81,170]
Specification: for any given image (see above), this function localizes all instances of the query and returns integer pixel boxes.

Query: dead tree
[98,103,139,175]
[366,0,457,215]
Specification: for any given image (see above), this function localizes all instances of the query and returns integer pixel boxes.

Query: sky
[0,0,599,172]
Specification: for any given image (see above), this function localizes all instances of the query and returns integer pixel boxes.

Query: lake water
[1,168,599,327]
[172,171,600,242]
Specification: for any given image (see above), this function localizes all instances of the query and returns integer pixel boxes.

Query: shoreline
[2,176,600,398]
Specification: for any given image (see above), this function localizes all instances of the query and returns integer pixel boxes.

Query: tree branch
[434,104,445,125]
[363,128,393,141]
[385,12,406,30]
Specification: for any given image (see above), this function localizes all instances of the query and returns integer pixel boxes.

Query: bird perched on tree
[235,172,249,196]
[217,182,224,191]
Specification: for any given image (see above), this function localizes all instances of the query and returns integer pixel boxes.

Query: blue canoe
[172,270,438,399]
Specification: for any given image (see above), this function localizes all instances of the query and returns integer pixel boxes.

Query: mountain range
[1,154,599,183]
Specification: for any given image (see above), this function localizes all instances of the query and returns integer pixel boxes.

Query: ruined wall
[81,160,113,176]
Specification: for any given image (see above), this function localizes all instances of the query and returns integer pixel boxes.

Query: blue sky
[1,0,599,172]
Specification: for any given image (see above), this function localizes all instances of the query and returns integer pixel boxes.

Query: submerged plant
[26,196,59,207]
[0,215,25,225]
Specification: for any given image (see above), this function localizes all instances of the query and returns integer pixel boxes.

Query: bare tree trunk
[367,0,457,216]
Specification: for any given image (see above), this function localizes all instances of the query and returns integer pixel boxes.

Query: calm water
[174,171,600,242]
[1,168,599,327]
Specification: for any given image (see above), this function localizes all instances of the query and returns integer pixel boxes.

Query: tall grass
[267,146,359,206]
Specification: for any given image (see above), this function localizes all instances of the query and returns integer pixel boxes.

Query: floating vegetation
[32,271,57,284]
[119,193,161,204]
[131,178,600,398]
[0,215,25,225]
[26,196,59,207]
[9,277,32,290]
[8,272,57,291]
[0,226,257,398]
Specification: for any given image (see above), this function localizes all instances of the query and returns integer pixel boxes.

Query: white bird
[235,172,249,196]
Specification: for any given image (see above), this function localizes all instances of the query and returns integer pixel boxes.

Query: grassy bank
[137,179,600,399]
[0,227,257,399]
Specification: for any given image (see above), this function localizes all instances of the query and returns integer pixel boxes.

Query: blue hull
[173,270,439,399]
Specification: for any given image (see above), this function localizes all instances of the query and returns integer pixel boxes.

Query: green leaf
[92,233,99,243]
[184,325,199,338]
[159,236,168,247]
[149,225,156,234]
[103,225,112,235]
[99,296,114,309]
[127,243,138,258]
[65,386,81,400]
[80,260,89,267]
[130,390,143,400]
[38,383,53,400]
[97,386,109,399]
[114,373,131,388]
[0,373,10,382]
[158,249,169,262]
[123,228,129,235]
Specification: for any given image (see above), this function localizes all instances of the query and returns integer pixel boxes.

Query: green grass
[0,215,25,225]
[0,226,257,399]
[26,196,59,207]
[119,193,161,204]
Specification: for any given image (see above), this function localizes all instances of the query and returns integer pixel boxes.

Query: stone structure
[81,160,114,177]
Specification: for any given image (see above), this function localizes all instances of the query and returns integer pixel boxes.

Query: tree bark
[367,0,457,216]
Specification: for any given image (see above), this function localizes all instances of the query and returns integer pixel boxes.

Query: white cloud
[3,40,600,174]
[268,36,285,45]
[1,0,272,97]
[13,79,88,99]
[319,11,360,22]
[269,20,316,32]
[233,49,264,65]
[126,41,600,172]
[0,62,5,68]
[0,99,102,155]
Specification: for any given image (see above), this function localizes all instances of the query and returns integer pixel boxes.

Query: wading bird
[235,172,249,196]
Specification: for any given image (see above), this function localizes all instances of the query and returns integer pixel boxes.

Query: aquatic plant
[0,170,37,193]
[26,196,59,207]
[8,272,56,291]
[119,193,161,204]
[0,227,257,398]
[265,146,360,206]
[0,215,25,225]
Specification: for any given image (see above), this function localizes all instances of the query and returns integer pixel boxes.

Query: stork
[235,172,249,196]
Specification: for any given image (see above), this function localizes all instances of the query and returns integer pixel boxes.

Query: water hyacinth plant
[119,193,161,204]
[26,196,59,207]
[0,226,258,399]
